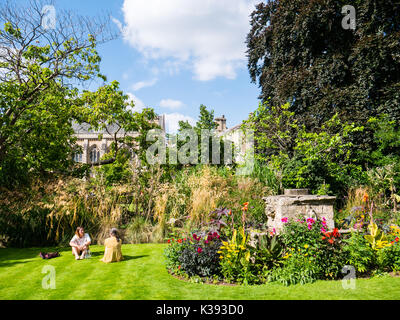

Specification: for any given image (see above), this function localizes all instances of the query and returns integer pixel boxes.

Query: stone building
[215,115,253,164]
[72,115,166,164]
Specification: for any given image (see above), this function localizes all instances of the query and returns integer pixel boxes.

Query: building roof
[72,115,166,136]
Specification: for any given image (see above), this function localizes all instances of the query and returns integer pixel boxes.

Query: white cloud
[159,99,184,110]
[126,92,146,111]
[164,113,196,133]
[120,0,258,81]
[132,78,158,91]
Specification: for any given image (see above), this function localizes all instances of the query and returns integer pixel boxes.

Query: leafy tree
[170,104,232,169]
[244,101,365,195]
[0,0,117,187]
[246,0,400,129]
[77,81,159,167]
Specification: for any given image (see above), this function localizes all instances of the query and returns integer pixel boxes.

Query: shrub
[164,231,222,278]
[342,231,376,274]
[163,238,185,271]
[218,226,254,284]
[280,217,347,280]
[376,230,400,272]
[267,251,320,286]
[248,233,284,281]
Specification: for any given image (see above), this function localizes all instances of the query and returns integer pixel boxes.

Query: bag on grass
[39,252,60,259]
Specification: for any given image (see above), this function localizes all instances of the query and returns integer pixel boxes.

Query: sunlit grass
[0,244,399,300]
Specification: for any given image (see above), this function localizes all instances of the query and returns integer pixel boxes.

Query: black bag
[39,252,60,259]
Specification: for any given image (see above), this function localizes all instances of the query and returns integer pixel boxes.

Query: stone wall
[263,189,336,233]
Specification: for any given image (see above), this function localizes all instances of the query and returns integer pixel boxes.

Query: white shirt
[71,233,91,247]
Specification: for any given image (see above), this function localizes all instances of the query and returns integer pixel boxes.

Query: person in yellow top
[101,228,124,263]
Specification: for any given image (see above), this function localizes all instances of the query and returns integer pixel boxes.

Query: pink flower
[307,223,312,230]
[306,218,315,224]
[321,227,327,233]
[281,217,288,223]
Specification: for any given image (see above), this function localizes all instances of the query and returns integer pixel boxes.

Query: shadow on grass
[121,255,148,261]
[0,246,73,262]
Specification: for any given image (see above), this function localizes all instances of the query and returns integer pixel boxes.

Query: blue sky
[56,0,261,133]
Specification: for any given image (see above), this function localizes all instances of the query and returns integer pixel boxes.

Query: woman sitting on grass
[101,228,123,263]
[69,227,91,260]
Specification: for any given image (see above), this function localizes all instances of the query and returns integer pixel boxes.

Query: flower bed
[164,203,400,286]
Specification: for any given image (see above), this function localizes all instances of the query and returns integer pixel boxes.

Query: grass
[0,244,400,300]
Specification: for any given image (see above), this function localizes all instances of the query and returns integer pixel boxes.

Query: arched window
[90,148,100,163]
[74,153,83,163]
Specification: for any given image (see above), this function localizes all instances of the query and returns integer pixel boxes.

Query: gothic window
[74,153,83,163]
[90,148,100,163]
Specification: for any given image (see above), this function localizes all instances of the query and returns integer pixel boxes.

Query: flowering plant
[217,226,253,284]
[164,231,222,278]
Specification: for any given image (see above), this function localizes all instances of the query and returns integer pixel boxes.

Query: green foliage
[218,227,254,284]
[280,218,346,280]
[164,232,222,278]
[249,233,284,281]
[267,252,320,286]
[0,2,118,188]
[377,241,400,272]
[342,231,375,274]
[247,0,400,129]
[244,101,365,195]
[364,221,390,250]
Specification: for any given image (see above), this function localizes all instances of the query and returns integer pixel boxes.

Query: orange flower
[363,192,369,203]
[243,202,249,206]
[228,210,232,216]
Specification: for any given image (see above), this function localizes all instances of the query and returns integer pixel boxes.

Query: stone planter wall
[263,189,336,233]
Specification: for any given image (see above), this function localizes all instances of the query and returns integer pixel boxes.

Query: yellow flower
[219,256,223,259]
[304,244,309,249]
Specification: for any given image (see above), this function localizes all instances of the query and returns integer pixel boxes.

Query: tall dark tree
[246,0,400,129]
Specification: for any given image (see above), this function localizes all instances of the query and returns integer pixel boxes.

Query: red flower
[333,228,340,237]
[178,265,181,270]
[329,239,334,244]
[197,247,203,253]
[178,239,182,243]
[167,239,171,243]
[396,237,399,242]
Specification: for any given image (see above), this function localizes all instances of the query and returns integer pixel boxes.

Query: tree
[0,0,117,187]
[246,0,400,129]
[77,81,159,167]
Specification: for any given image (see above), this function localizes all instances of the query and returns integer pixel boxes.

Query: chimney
[215,115,227,132]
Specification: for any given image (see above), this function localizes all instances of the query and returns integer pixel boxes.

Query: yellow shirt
[100,237,123,263]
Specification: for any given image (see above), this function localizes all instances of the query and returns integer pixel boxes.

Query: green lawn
[0,244,400,300]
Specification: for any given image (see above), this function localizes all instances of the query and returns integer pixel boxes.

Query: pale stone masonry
[72,115,166,164]
[263,189,336,233]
